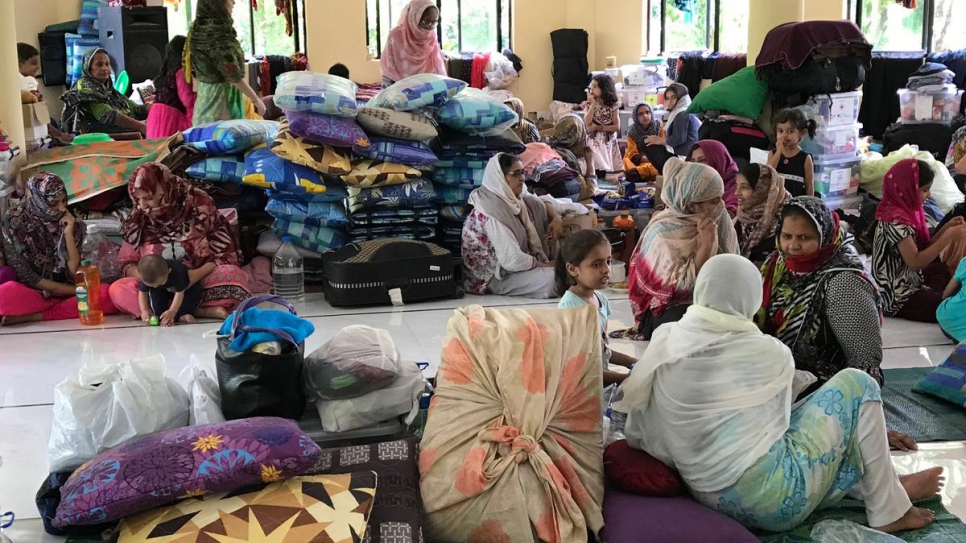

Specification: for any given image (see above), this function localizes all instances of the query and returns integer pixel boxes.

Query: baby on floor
[137,255,225,326]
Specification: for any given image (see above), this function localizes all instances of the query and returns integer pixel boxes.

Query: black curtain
[858,51,924,140]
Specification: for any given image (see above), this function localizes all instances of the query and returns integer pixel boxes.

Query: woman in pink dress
[146,36,195,139]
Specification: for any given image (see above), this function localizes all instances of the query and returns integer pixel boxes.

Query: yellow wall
[804,0,848,21]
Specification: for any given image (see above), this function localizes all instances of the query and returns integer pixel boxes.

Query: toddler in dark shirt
[137,255,216,326]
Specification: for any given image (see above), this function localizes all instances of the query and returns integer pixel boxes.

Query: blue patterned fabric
[914,342,966,407]
[694,369,882,532]
[348,226,438,243]
[286,110,370,150]
[438,89,518,135]
[243,146,348,201]
[347,178,437,213]
[349,207,438,228]
[367,74,467,111]
[272,218,348,254]
[273,72,359,117]
[184,156,246,184]
[266,199,349,228]
[354,138,438,167]
[183,120,281,155]
[77,0,102,36]
[65,34,101,87]
[433,167,485,187]
[439,205,469,222]
[433,184,473,205]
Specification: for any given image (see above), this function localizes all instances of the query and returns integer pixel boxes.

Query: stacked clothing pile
[518,142,583,202]
[897,63,963,124]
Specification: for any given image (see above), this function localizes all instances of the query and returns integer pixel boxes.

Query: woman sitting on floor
[61,48,149,135]
[504,97,541,145]
[0,173,117,325]
[622,102,662,183]
[108,164,250,319]
[619,253,944,534]
[688,140,739,215]
[734,163,790,264]
[640,83,700,174]
[461,153,564,298]
[872,159,966,323]
[617,157,737,340]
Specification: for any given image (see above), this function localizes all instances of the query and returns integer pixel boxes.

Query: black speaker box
[98,6,169,84]
[39,30,70,86]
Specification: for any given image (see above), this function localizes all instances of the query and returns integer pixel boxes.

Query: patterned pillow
[368,74,467,111]
[286,110,371,150]
[438,125,525,155]
[77,0,101,35]
[342,159,421,189]
[434,167,485,187]
[357,107,439,141]
[244,146,348,202]
[438,89,519,135]
[914,342,966,407]
[266,198,349,228]
[274,71,359,117]
[270,120,352,175]
[184,156,246,184]
[183,120,281,155]
[355,138,439,168]
[308,438,423,543]
[53,417,323,527]
[347,178,437,213]
[273,218,349,254]
[439,205,469,222]
[65,34,101,87]
[116,473,376,543]
[434,184,474,205]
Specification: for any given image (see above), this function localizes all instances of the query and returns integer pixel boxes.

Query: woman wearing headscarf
[871,159,966,323]
[146,36,195,139]
[185,0,266,125]
[689,140,739,214]
[548,114,596,181]
[107,164,250,319]
[616,158,737,340]
[640,83,701,174]
[379,0,447,87]
[60,48,148,135]
[0,173,117,325]
[461,153,564,298]
[619,254,943,534]
[504,97,540,144]
[622,102,662,183]
[735,162,790,263]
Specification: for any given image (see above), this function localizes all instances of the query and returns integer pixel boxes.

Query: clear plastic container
[898,85,964,123]
[814,155,862,198]
[621,87,658,108]
[74,260,103,326]
[801,123,862,161]
[273,235,305,303]
[622,64,664,88]
[81,225,121,283]
[800,90,863,127]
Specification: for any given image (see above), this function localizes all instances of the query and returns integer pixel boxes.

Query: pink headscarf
[379,0,448,83]
[690,140,739,214]
[875,158,931,248]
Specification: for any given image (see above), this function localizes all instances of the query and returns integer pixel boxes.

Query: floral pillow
[347,178,437,213]
[53,417,323,527]
[357,107,439,141]
[342,159,421,189]
[367,74,467,111]
[354,137,439,168]
[286,110,371,150]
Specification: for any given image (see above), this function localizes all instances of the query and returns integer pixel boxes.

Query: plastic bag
[81,225,121,282]
[304,325,401,400]
[274,71,359,117]
[811,520,905,542]
[47,355,190,472]
[484,52,519,90]
[314,361,427,432]
[178,356,225,426]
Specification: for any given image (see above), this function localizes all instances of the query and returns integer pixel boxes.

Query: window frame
[852,0,945,53]
[652,0,721,54]
[229,0,309,57]
[366,0,512,58]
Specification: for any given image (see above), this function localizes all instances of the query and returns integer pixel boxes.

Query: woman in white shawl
[461,153,564,298]
[618,254,943,534]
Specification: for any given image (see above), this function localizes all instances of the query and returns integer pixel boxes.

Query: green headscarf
[75,48,132,112]
[186,0,245,84]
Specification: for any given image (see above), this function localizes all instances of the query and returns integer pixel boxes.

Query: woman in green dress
[61,48,148,135]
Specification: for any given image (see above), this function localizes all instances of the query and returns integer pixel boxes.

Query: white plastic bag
[48,355,190,472]
[314,361,426,432]
[484,52,519,90]
[811,519,905,542]
[303,325,401,400]
[178,356,225,426]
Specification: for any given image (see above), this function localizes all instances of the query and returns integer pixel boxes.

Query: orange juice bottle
[74,260,103,326]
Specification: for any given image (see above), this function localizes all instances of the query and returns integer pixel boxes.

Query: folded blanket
[219,306,315,351]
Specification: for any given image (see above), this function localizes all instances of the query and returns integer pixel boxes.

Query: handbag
[215,295,307,421]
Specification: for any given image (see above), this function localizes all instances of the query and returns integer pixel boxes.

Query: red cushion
[604,439,684,497]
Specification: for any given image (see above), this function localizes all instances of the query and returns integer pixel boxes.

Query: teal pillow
[913,343,966,407]
[686,66,769,120]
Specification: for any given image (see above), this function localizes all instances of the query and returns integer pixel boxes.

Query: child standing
[769,108,816,197]
[138,255,218,326]
[556,230,637,384]
[584,74,622,177]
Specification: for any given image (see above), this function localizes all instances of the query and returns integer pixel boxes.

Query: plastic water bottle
[407,393,432,439]
[74,260,103,326]
[273,235,304,303]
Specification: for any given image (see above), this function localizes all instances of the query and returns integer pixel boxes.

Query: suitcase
[322,239,462,307]
[698,120,770,161]
[883,118,965,161]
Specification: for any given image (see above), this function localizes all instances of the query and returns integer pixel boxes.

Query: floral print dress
[587,104,622,172]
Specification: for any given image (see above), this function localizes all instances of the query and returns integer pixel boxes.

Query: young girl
[769,108,816,197]
[735,162,791,264]
[584,74,622,177]
[18,43,73,144]
[557,230,637,384]
[872,159,966,322]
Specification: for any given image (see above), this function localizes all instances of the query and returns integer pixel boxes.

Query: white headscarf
[617,254,795,493]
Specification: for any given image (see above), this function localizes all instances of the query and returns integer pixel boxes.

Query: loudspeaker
[98,6,168,84]
[39,31,69,86]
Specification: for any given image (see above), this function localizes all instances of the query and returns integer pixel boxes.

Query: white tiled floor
[0,290,963,541]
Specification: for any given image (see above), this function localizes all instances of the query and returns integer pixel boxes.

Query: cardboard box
[22,102,50,142]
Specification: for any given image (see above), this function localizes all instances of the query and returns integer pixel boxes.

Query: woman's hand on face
[697,217,717,247]
[60,212,76,234]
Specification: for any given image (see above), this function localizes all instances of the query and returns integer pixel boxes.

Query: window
[851,0,961,53]
[366,0,512,57]
[171,0,307,57]
[644,0,746,55]
[932,0,966,53]
[664,0,712,52]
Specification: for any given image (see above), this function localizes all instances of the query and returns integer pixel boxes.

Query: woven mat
[882,368,966,443]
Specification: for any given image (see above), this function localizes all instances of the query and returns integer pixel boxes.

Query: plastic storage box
[897,85,963,123]
[801,123,862,160]
[814,155,862,198]
[622,64,664,88]
[799,91,863,127]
